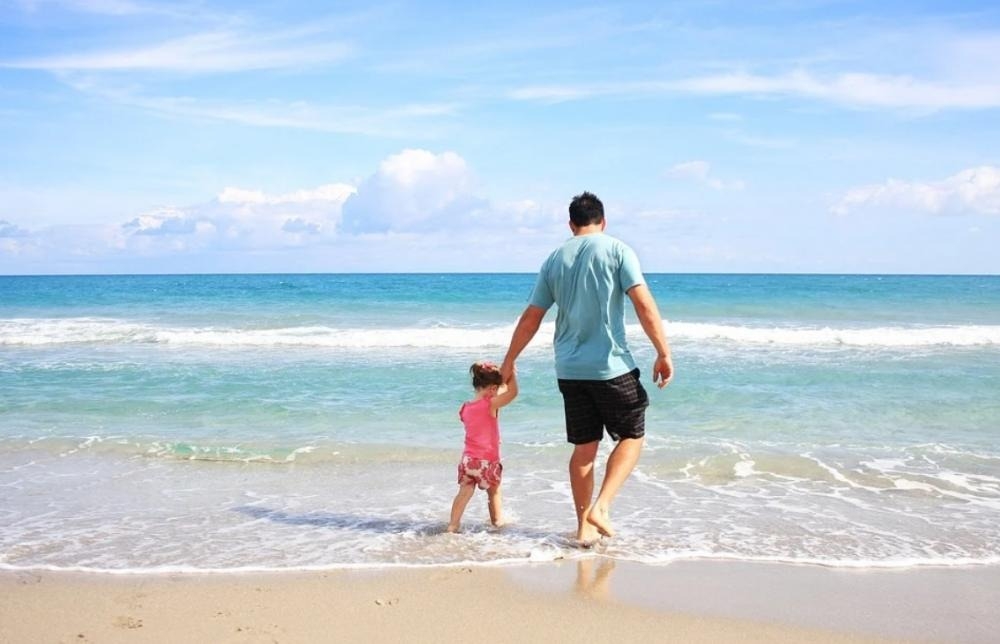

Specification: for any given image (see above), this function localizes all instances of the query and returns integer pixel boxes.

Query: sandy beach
[3,559,998,644]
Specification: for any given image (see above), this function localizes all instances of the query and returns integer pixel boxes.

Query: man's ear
[568,220,577,233]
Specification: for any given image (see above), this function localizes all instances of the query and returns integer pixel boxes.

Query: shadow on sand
[234,505,573,544]
[234,505,443,535]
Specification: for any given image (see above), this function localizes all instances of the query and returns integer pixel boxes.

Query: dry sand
[2,559,997,643]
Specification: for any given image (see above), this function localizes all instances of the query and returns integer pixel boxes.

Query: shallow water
[1,273,998,571]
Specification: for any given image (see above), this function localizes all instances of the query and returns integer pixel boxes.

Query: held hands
[500,360,516,384]
[652,354,674,389]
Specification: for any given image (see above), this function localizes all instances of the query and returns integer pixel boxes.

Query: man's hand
[652,354,674,389]
[500,360,516,384]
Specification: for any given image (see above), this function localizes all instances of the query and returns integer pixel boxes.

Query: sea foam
[3,317,998,349]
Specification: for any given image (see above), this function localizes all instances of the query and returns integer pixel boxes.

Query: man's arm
[627,284,674,389]
[500,305,546,383]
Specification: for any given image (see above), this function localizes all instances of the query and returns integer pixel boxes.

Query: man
[500,191,673,545]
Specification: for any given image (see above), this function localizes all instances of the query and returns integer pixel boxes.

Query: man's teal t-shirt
[528,232,645,380]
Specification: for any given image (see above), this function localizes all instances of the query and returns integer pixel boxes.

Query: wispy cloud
[510,70,1000,112]
[2,30,352,73]
[680,71,1000,111]
[129,95,457,137]
[14,0,187,16]
[60,78,459,136]
[722,131,797,149]
[665,161,745,191]
[832,166,1000,216]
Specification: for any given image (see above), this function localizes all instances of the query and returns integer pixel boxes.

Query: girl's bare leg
[447,484,476,533]
[487,484,504,527]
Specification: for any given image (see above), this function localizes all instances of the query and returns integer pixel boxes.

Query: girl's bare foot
[586,504,615,538]
[446,523,460,533]
[576,520,600,547]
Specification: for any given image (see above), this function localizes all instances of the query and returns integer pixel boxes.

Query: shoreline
[3,559,998,643]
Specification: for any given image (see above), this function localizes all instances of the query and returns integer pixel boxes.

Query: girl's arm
[490,371,518,413]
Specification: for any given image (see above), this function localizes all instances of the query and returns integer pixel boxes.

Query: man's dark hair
[568,191,605,227]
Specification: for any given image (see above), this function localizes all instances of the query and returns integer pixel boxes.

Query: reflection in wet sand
[574,557,616,600]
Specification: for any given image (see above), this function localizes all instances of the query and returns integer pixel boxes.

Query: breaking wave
[2,318,998,349]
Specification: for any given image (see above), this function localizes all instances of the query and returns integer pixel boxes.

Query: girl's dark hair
[470,362,503,389]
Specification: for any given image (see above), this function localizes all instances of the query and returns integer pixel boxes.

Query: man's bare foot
[491,520,505,529]
[445,524,460,533]
[586,504,615,538]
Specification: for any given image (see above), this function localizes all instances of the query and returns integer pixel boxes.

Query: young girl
[446,361,518,533]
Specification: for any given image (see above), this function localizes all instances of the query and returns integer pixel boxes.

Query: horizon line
[2,271,998,278]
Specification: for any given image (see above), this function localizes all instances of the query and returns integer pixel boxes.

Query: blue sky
[1,1,999,274]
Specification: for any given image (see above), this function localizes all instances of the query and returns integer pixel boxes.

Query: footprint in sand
[114,616,143,629]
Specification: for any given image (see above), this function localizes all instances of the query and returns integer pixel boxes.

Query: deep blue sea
[1,273,998,572]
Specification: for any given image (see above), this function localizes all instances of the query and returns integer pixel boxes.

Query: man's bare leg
[586,437,643,538]
[570,441,600,544]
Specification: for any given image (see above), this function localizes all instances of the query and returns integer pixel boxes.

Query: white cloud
[113,182,356,257]
[103,151,498,257]
[213,184,355,242]
[832,166,1000,216]
[1,150,596,273]
[122,207,201,235]
[665,160,745,191]
[339,149,488,234]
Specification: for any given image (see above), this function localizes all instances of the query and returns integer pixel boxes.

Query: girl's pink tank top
[459,396,500,461]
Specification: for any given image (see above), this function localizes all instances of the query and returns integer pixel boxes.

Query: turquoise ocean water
[1,273,999,572]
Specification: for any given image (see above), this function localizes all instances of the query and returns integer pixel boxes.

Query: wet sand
[4,559,997,643]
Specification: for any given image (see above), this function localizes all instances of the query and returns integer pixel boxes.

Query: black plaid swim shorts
[557,368,649,444]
